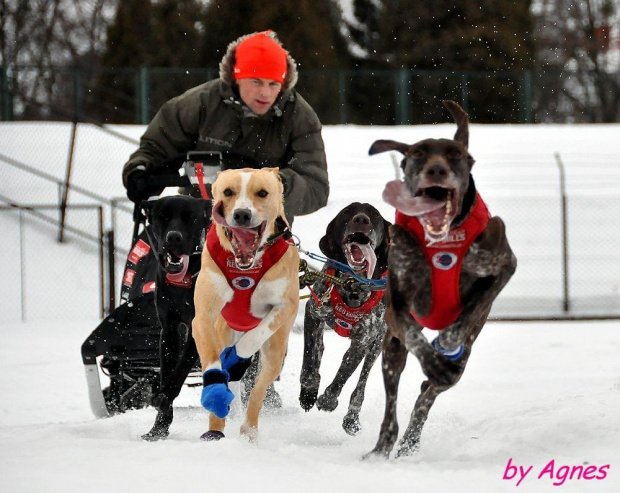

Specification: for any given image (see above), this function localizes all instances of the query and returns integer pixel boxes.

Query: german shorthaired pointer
[366,100,517,458]
[299,203,391,435]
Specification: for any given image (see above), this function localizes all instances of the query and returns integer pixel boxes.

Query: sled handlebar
[145,174,192,189]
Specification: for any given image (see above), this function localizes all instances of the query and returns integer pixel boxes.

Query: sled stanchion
[106,229,116,312]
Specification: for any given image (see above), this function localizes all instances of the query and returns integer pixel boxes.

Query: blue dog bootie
[431,337,464,361]
[219,345,252,382]
[201,369,234,418]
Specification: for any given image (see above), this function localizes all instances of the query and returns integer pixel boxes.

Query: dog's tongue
[382,180,445,216]
[166,254,189,282]
[212,200,258,266]
[231,227,259,266]
[350,243,377,279]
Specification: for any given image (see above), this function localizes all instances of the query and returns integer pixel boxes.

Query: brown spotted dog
[299,203,390,436]
[366,100,517,458]
[192,167,299,442]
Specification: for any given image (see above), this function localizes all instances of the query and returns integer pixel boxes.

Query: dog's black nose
[425,161,449,180]
[165,230,183,245]
[233,208,252,226]
[352,213,370,226]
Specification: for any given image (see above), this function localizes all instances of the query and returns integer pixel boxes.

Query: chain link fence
[1,119,619,322]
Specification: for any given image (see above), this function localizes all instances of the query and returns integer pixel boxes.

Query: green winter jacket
[122,33,329,220]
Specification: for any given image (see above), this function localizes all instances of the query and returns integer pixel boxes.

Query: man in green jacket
[123,30,329,223]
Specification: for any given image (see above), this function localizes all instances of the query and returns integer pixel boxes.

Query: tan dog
[192,167,299,442]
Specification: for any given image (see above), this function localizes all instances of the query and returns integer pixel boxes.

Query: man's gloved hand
[126,169,151,204]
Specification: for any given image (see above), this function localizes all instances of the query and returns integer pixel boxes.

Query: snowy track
[0,317,618,492]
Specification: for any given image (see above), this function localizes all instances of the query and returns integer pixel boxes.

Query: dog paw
[362,448,390,461]
[141,428,169,442]
[316,393,338,412]
[200,430,225,441]
[299,386,319,411]
[420,352,463,388]
[395,440,420,458]
[201,383,234,419]
[342,413,361,436]
[264,384,283,409]
[240,423,258,442]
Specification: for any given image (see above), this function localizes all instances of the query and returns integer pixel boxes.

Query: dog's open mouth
[212,201,266,269]
[343,232,376,279]
[224,223,266,269]
[415,186,458,242]
[163,248,189,279]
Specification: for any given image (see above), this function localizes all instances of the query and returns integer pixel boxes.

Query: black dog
[140,195,211,441]
[366,101,517,458]
[299,203,391,435]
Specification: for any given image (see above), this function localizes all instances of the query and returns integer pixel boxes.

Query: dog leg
[395,380,441,457]
[396,347,472,457]
[299,304,325,411]
[241,326,290,441]
[365,334,408,459]
[317,341,366,412]
[142,310,183,441]
[343,338,382,436]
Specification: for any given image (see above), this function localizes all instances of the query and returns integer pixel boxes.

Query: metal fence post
[58,122,78,242]
[555,152,570,312]
[98,206,105,319]
[338,70,347,124]
[140,66,150,124]
[395,69,409,124]
[19,208,26,321]
[1,66,14,121]
[519,71,533,123]
[461,73,470,114]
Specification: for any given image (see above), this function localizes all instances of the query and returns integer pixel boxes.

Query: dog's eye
[223,188,233,197]
[448,150,462,159]
[256,189,268,198]
[371,210,379,218]
[411,149,425,159]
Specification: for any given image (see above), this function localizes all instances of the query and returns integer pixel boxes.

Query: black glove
[126,170,150,204]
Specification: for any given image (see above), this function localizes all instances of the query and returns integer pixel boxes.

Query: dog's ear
[369,140,410,156]
[318,215,342,260]
[375,218,392,275]
[467,153,475,169]
[442,100,469,148]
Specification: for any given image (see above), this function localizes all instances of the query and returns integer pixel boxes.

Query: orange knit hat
[233,32,288,84]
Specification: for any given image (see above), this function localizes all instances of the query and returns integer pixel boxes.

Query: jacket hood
[219,31,298,92]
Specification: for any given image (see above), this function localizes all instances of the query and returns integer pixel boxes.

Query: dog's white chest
[250,278,288,318]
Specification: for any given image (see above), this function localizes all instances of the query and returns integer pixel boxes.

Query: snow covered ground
[1,121,619,491]
[0,317,618,492]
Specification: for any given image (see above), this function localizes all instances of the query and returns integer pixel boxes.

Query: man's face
[237,78,283,115]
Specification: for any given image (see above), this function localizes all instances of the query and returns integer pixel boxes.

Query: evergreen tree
[96,0,204,122]
[347,0,535,123]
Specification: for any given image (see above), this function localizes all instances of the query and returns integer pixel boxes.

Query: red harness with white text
[206,225,290,332]
[324,268,387,338]
[395,193,490,330]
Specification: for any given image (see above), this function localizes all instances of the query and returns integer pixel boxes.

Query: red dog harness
[323,268,387,338]
[206,225,291,332]
[395,193,490,330]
